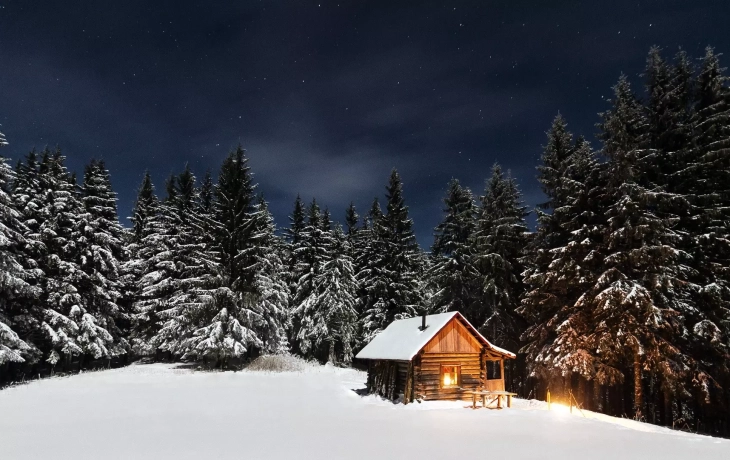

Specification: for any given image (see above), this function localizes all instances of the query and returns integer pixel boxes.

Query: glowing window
[441,365,461,388]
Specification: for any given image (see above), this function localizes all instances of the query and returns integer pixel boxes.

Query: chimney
[420,313,427,331]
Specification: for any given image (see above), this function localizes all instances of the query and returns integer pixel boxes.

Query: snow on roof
[355,311,516,361]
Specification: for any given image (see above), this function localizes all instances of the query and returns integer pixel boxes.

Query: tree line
[0,45,728,436]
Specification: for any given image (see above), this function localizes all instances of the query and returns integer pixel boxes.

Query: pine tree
[585,75,691,417]
[239,196,290,354]
[355,198,384,339]
[213,145,256,293]
[130,171,158,242]
[296,223,358,364]
[345,202,358,238]
[681,46,730,408]
[78,159,129,356]
[292,199,329,357]
[520,115,583,373]
[427,178,477,315]
[199,169,214,216]
[470,165,528,352]
[286,195,306,246]
[519,138,605,394]
[125,174,162,354]
[360,170,423,342]
[38,149,115,365]
[152,166,220,359]
[180,147,267,364]
[0,134,39,364]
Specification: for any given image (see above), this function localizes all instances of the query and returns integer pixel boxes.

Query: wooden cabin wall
[422,319,481,354]
[367,360,411,402]
[414,352,484,401]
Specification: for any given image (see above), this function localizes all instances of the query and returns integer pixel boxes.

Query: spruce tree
[38,149,115,364]
[520,115,582,374]
[586,75,691,417]
[682,46,730,408]
[213,145,256,293]
[292,199,329,357]
[355,198,384,338]
[470,165,528,352]
[126,174,162,355]
[360,170,423,342]
[0,135,39,364]
[180,147,270,364]
[152,166,220,359]
[78,159,129,356]
[239,196,290,354]
[297,223,358,364]
[130,171,158,242]
[345,202,358,238]
[427,178,477,315]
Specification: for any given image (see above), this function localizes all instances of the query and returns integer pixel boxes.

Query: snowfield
[1,362,728,460]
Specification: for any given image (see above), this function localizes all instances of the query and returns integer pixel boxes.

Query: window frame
[440,364,461,389]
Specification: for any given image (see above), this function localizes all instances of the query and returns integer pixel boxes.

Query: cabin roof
[355,311,516,361]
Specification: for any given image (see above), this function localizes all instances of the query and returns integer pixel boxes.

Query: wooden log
[403,362,413,404]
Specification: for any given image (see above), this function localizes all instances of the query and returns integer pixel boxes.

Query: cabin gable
[422,318,481,354]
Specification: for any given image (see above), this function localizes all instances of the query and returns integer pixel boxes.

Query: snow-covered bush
[246,354,310,373]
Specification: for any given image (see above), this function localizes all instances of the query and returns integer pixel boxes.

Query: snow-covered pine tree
[126,173,163,355]
[518,137,607,404]
[297,223,358,364]
[152,166,220,360]
[286,195,306,247]
[360,170,423,343]
[78,159,129,357]
[237,195,289,354]
[583,74,692,418]
[284,195,307,349]
[520,115,582,373]
[180,147,262,365]
[681,46,730,410]
[355,198,384,341]
[0,133,39,365]
[345,202,358,238]
[427,178,477,315]
[37,149,115,365]
[643,47,695,189]
[470,165,528,353]
[10,151,50,357]
[212,145,257,293]
[130,170,158,242]
[292,199,329,358]
[343,201,360,281]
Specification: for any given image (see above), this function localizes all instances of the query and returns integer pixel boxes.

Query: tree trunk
[633,349,643,419]
[663,389,672,427]
[328,340,336,365]
[593,380,602,412]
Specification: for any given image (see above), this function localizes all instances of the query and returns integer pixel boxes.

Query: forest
[0,46,728,436]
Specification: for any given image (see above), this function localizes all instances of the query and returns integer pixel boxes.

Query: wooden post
[499,359,505,391]
[404,362,413,405]
[547,389,551,410]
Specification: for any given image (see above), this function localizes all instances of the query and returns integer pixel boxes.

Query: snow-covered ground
[1,362,727,459]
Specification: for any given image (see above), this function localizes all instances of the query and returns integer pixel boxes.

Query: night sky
[1,1,727,246]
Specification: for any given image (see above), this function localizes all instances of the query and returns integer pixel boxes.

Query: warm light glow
[549,402,573,416]
[441,365,459,387]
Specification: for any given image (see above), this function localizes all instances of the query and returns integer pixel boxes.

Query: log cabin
[355,311,515,403]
